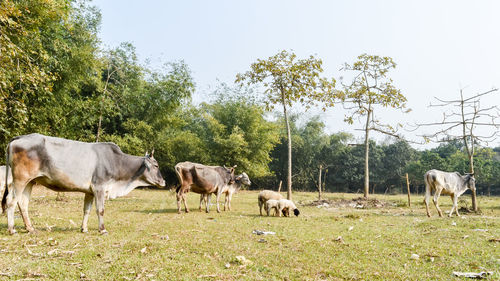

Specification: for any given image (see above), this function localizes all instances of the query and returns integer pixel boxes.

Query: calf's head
[142,150,166,188]
[235,172,251,186]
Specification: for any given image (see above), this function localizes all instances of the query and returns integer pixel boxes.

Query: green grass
[0,188,498,280]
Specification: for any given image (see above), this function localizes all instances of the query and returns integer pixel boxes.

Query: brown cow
[174,161,236,213]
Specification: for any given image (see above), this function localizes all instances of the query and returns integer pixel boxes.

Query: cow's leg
[432,189,444,217]
[205,194,211,213]
[424,180,432,217]
[199,194,205,212]
[17,182,35,233]
[81,193,94,233]
[6,179,30,235]
[450,194,460,217]
[182,192,190,213]
[227,192,233,211]
[176,190,182,213]
[215,189,222,213]
[94,190,107,234]
[223,194,229,211]
[259,200,263,216]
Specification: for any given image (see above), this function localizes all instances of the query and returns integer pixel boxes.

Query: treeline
[1,1,499,195]
[270,120,500,195]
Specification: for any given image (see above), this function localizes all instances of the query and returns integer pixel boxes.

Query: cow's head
[142,150,166,188]
[465,173,476,192]
[235,172,251,186]
[223,165,237,184]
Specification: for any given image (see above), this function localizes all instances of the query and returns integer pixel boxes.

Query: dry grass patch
[0,188,498,280]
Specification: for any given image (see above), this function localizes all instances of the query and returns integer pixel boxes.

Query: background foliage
[1,0,499,195]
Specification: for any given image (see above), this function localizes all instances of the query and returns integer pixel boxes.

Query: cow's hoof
[99,229,108,235]
[81,228,88,233]
[8,229,17,235]
[27,228,38,235]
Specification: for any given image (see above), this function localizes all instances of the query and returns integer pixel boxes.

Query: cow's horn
[145,151,149,157]
[151,149,155,157]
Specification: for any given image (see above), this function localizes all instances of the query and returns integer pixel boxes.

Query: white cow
[0,165,13,194]
[424,169,476,217]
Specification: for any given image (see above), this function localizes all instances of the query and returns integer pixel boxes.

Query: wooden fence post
[406,173,411,207]
[318,165,322,200]
[278,180,282,193]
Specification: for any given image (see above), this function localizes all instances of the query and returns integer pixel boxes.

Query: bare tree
[417,88,500,211]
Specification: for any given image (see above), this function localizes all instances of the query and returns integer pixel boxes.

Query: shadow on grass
[0,223,82,234]
[134,208,180,214]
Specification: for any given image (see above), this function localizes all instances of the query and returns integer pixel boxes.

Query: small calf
[278,199,300,217]
[264,199,280,216]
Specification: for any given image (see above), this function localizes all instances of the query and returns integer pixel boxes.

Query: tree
[339,54,407,198]
[236,50,336,199]
[0,0,101,145]
[418,88,500,211]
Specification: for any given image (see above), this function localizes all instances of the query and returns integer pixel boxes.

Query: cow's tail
[174,165,183,194]
[2,141,11,213]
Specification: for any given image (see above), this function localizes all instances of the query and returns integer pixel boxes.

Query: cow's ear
[144,159,151,171]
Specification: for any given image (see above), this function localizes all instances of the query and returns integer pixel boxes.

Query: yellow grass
[0,187,498,280]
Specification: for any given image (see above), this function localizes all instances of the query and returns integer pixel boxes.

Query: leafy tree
[0,0,101,144]
[236,50,336,199]
[339,54,407,198]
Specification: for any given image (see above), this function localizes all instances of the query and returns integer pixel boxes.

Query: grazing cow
[424,169,476,217]
[199,172,251,211]
[1,133,165,234]
[278,199,300,217]
[174,161,236,213]
[0,165,13,194]
[258,190,284,216]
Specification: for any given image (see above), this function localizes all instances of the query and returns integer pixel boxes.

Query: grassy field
[0,188,498,280]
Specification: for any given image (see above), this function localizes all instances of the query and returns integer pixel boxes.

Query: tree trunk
[318,165,322,200]
[469,153,478,211]
[282,95,292,200]
[96,114,102,142]
[363,110,371,198]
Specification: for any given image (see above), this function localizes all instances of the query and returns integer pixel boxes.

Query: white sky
[92,0,500,148]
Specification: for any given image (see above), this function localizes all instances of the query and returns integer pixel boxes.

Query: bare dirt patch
[302,197,393,209]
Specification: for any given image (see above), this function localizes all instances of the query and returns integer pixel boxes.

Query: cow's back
[9,134,126,192]
[425,169,462,194]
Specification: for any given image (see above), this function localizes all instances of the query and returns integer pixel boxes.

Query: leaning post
[406,173,411,207]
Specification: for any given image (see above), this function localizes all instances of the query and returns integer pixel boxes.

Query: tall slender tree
[339,54,407,198]
[236,50,336,200]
